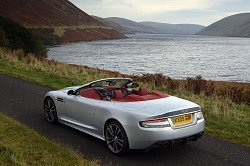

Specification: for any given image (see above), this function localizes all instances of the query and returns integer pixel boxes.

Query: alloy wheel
[105,121,128,155]
[44,98,58,123]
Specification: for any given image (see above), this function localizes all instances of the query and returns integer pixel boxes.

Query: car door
[64,94,101,127]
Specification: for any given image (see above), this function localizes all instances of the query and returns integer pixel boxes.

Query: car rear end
[122,96,205,150]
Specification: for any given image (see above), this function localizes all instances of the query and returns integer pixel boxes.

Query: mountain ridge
[0,0,127,43]
[103,17,205,35]
[140,21,205,34]
[92,16,132,34]
[107,17,158,34]
[196,13,250,37]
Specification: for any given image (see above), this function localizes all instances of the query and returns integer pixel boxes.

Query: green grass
[53,25,112,37]
[176,91,250,147]
[0,113,99,166]
[0,48,249,164]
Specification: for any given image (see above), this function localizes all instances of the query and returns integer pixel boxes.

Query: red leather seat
[79,88,102,100]
[138,86,148,96]
[112,90,123,100]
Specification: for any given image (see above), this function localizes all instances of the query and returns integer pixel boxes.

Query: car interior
[78,86,168,102]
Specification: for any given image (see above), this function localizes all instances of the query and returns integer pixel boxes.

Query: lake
[47,34,250,83]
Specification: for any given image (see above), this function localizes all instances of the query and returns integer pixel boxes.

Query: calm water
[48,34,250,82]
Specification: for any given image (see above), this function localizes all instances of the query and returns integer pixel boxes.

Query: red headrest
[138,86,148,96]
[113,90,123,100]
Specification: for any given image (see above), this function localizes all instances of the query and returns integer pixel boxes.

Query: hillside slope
[106,17,204,34]
[107,17,159,34]
[196,13,250,37]
[0,0,127,43]
[92,16,133,34]
[140,22,205,34]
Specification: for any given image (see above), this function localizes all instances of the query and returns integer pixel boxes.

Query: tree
[31,27,61,45]
[0,26,9,47]
[0,16,47,58]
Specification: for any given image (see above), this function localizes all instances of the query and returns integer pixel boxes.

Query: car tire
[44,97,58,124]
[105,121,129,155]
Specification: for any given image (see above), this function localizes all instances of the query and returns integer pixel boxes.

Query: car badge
[182,109,188,113]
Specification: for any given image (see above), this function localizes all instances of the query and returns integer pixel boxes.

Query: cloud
[121,3,133,8]
[69,0,250,25]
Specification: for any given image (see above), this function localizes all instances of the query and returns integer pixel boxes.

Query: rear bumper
[124,118,205,150]
[144,130,204,151]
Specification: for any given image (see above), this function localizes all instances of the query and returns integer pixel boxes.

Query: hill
[105,17,204,34]
[0,0,127,43]
[140,22,205,35]
[92,16,133,34]
[196,13,250,38]
[106,17,158,34]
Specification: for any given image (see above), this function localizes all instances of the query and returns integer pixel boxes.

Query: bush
[31,27,61,45]
[0,26,9,47]
[0,16,47,58]
[185,75,215,96]
[220,85,250,106]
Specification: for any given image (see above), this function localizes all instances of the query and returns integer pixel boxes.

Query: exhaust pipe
[198,131,204,138]
[163,141,170,147]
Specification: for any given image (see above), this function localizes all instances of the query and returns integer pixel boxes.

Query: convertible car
[43,78,204,155]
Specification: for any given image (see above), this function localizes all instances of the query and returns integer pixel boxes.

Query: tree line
[0,16,61,59]
[31,27,61,46]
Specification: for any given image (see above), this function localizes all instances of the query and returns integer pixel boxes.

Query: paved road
[0,73,250,166]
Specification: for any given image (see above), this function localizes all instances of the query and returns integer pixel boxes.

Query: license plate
[172,114,192,126]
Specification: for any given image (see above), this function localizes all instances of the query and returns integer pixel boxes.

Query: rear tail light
[139,118,170,128]
[196,111,204,120]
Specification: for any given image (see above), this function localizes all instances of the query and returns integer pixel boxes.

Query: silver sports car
[43,78,204,155]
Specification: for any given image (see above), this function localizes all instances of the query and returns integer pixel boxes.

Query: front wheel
[44,97,58,123]
[105,121,129,155]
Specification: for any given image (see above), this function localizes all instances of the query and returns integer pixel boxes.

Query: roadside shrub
[219,86,250,106]
[138,73,179,89]
[140,73,166,86]
[184,75,215,96]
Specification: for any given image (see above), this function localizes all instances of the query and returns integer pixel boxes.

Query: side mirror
[67,90,74,95]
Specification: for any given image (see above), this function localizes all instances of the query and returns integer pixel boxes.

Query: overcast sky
[69,0,249,26]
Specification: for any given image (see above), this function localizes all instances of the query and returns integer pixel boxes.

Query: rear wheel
[44,97,58,123]
[105,121,129,155]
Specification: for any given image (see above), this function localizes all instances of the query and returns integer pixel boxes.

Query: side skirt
[58,118,105,141]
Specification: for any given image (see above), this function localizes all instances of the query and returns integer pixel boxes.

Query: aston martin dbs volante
[43,78,204,155]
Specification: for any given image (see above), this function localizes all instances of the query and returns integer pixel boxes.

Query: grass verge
[0,113,98,166]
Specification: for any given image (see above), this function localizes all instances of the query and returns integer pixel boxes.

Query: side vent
[56,97,65,102]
